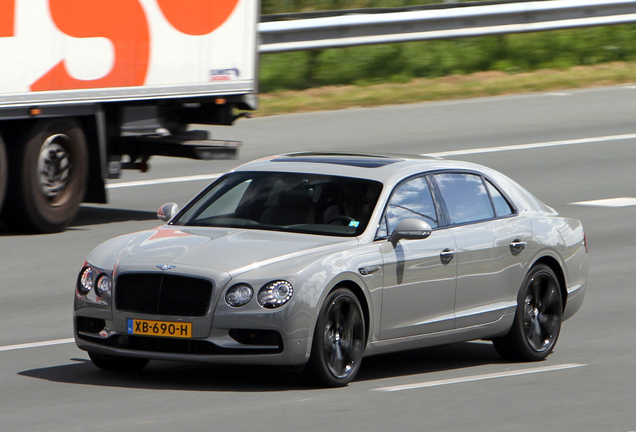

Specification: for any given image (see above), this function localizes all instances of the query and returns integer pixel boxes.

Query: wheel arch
[531,255,567,312]
[326,278,371,347]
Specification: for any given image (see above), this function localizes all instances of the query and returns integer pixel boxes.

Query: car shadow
[0,206,157,235]
[69,206,158,227]
[18,341,505,392]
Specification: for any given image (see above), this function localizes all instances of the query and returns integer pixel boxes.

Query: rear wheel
[0,133,7,215]
[1,118,88,233]
[304,288,366,387]
[88,353,149,372]
[493,264,563,361]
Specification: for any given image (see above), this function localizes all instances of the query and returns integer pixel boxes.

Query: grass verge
[257,62,636,116]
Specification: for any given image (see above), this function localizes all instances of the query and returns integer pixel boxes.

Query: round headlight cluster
[96,275,111,297]
[77,266,111,297]
[78,267,94,294]
[225,284,254,307]
[258,281,293,308]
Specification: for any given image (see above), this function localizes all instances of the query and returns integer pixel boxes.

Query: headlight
[78,267,94,295]
[95,274,111,297]
[225,284,254,307]
[258,281,293,308]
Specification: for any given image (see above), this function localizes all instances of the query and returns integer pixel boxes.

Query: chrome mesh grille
[115,273,212,317]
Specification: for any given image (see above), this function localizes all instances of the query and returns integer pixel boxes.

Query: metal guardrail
[258,0,636,53]
[259,0,548,22]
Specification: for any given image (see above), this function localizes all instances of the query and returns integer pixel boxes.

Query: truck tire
[1,118,88,233]
[0,133,7,216]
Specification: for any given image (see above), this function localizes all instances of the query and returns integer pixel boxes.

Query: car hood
[88,225,358,277]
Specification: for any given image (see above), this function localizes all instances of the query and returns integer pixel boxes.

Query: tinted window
[379,176,438,237]
[485,179,514,216]
[435,173,494,224]
[175,172,383,237]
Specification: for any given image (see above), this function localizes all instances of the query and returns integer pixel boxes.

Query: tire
[88,352,149,372]
[493,264,563,362]
[0,133,7,216]
[303,288,366,387]
[1,118,88,233]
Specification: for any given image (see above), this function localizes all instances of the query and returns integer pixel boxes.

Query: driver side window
[379,176,438,237]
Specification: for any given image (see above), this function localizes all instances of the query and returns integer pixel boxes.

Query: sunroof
[271,154,403,168]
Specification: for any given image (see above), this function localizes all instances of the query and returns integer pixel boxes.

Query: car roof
[232,152,490,184]
[231,152,554,215]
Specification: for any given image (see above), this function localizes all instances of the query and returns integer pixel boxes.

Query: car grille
[115,273,213,317]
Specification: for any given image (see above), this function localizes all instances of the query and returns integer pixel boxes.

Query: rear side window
[485,179,514,216]
[434,173,494,224]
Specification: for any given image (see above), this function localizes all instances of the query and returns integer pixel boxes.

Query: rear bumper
[563,281,586,321]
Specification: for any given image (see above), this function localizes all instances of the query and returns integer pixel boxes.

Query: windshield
[174,172,383,236]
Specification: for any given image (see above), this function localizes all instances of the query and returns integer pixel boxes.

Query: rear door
[432,173,531,328]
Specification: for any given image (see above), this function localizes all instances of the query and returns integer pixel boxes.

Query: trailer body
[0,0,259,232]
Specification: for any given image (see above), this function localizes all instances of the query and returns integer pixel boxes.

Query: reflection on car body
[74,153,588,387]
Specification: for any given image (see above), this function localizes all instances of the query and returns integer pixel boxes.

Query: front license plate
[127,319,192,338]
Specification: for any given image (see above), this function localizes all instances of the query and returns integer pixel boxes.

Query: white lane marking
[424,132,636,158]
[570,197,636,207]
[0,338,75,352]
[547,92,570,96]
[372,363,586,392]
[106,173,222,189]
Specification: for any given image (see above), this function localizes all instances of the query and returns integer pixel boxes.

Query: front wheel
[493,264,563,361]
[89,352,149,372]
[304,288,366,387]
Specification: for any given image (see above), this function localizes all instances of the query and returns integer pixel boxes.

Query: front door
[378,175,457,339]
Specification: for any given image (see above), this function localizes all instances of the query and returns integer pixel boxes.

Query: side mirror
[157,203,179,222]
[389,218,432,246]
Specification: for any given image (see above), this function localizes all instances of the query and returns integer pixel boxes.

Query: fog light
[78,267,94,294]
[225,284,253,307]
[258,281,293,308]
[95,274,111,297]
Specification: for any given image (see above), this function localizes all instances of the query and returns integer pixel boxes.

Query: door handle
[440,248,455,265]
[359,266,381,275]
[510,240,527,255]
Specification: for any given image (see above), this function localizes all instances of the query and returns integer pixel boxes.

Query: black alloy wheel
[493,264,563,361]
[304,288,366,387]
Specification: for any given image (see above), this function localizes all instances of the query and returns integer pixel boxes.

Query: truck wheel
[0,134,7,216]
[1,118,88,233]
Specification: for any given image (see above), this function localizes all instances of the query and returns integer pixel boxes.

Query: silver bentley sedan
[74,153,588,387]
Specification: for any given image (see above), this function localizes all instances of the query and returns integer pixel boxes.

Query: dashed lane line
[570,197,636,207]
[372,363,586,392]
[423,132,636,158]
[105,173,222,189]
[0,338,75,352]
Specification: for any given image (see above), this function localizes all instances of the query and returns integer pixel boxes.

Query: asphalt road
[2,84,636,432]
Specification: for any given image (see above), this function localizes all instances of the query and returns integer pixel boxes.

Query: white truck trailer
[0,0,259,232]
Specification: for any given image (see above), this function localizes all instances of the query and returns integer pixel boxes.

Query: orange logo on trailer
[27,0,240,92]
[31,0,150,91]
[0,0,15,37]
[158,0,239,35]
